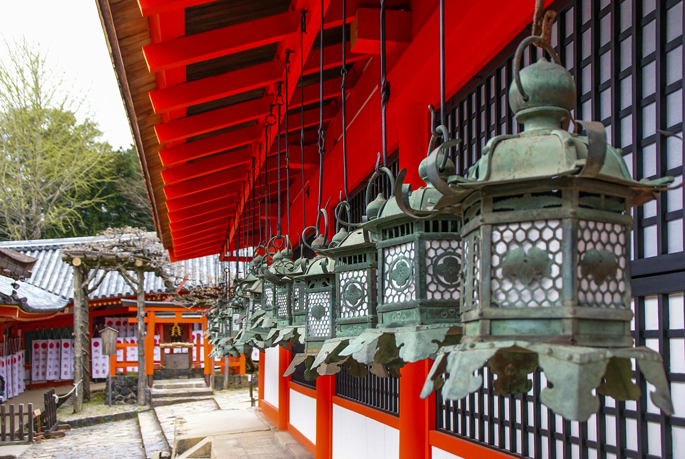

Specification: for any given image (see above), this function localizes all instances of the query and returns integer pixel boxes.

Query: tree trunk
[81,286,91,402]
[72,266,84,414]
[136,269,146,405]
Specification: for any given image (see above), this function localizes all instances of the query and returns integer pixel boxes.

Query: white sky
[0,0,134,150]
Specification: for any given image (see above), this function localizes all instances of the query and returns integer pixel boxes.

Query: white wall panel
[264,347,280,408]
[332,404,399,459]
[431,446,465,459]
[290,389,317,443]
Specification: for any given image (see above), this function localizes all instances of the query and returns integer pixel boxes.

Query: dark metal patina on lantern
[420,26,674,422]
[260,239,306,349]
[336,139,463,372]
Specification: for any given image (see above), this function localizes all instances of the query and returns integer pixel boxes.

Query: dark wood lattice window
[436,0,685,457]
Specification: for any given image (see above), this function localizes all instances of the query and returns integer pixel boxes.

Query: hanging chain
[251,156,256,256]
[300,9,307,233]
[244,178,249,275]
[285,49,294,238]
[379,0,390,167]
[440,0,445,130]
[340,0,349,203]
[317,0,326,212]
[275,81,283,237]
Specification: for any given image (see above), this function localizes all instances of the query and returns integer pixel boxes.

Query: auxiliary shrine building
[98,0,685,458]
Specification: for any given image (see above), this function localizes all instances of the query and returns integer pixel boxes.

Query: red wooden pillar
[399,102,431,188]
[399,360,434,459]
[316,375,335,459]
[278,347,292,430]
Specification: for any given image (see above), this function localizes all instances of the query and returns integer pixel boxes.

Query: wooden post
[278,346,291,431]
[72,264,84,413]
[136,268,146,405]
[145,311,156,387]
[108,354,116,406]
[316,375,335,459]
[223,356,230,390]
[399,360,434,459]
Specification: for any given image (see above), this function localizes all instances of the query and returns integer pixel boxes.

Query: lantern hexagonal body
[300,256,336,354]
[325,229,379,338]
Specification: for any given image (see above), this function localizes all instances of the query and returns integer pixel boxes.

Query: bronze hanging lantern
[335,137,463,372]
[420,13,674,422]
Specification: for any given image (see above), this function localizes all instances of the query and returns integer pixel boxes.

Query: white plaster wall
[263,347,280,408]
[332,404,399,459]
[289,389,317,443]
[431,447,465,459]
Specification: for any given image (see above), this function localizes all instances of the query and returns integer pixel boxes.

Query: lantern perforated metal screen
[371,198,462,329]
[323,229,379,338]
[420,30,675,422]
[300,256,336,354]
[291,280,306,326]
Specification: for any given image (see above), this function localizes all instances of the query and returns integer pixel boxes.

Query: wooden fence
[42,389,57,435]
[0,402,33,443]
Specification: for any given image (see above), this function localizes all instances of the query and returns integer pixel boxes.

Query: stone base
[212,374,251,390]
[153,367,205,380]
[104,375,150,405]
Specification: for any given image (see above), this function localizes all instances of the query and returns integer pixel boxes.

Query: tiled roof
[0,235,220,310]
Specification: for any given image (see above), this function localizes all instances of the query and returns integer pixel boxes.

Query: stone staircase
[150,379,213,407]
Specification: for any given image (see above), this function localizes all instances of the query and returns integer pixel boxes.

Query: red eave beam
[143,11,300,73]
[161,150,250,185]
[171,220,228,241]
[138,0,217,17]
[168,200,236,224]
[164,165,248,200]
[160,126,260,168]
[150,61,283,114]
[173,225,227,245]
[169,207,234,232]
[166,182,242,212]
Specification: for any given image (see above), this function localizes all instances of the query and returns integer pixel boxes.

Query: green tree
[0,39,118,240]
[51,145,154,237]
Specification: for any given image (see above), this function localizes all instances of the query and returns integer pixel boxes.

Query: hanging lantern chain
[285,49,294,238]
[316,0,326,213]
[265,105,276,240]
[340,0,349,203]
[379,0,389,167]
[275,81,283,238]
[300,9,307,234]
[257,144,263,247]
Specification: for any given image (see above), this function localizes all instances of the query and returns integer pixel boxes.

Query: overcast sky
[0,0,134,150]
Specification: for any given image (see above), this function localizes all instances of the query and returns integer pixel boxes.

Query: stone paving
[18,418,145,459]
[10,388,304,459]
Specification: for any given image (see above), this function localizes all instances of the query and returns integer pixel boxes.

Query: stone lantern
[419,33,674,421]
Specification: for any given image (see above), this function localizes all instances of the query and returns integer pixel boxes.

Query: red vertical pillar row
[399,102,432,188]
[399,360,434,459]
[278,346,292,430]
[316,375,335,459]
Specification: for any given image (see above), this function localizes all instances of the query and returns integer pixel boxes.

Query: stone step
[174,437,211,459]
[151,387,213,399]
[138,410,172,459]
[152,395,216,408]
[153,379,206,390]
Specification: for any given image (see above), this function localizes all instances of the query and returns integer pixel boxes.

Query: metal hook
[429,105,441,137]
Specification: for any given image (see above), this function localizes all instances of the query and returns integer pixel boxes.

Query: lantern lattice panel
[292,282,305,314]
[490,220,563,308]
[383,242,416,303]
[462,231,480,310]
[263,285,274,310]
[577,220,628,309]
[306,291,331,338]
[339,269,369,318]
[425,240,462,301]
[276,289,288,318]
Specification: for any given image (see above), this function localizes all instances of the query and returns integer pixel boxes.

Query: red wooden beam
[174,239,223,255]
[138,0,216,17]
[160,126,259,168]
[279,104,337,136]
[155,97,269,144]
[172,225,227,245]
[143,11,300,73]
[169,207,233,232]
[171,220,228,241]
[351,8,413,55]
[150,61,283,114]
[161,152,250,185]
[164,165,248,200]
[303,43,367,75]
[166,182,242,212]
[168,200,236,224]
[174,233,225,252]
